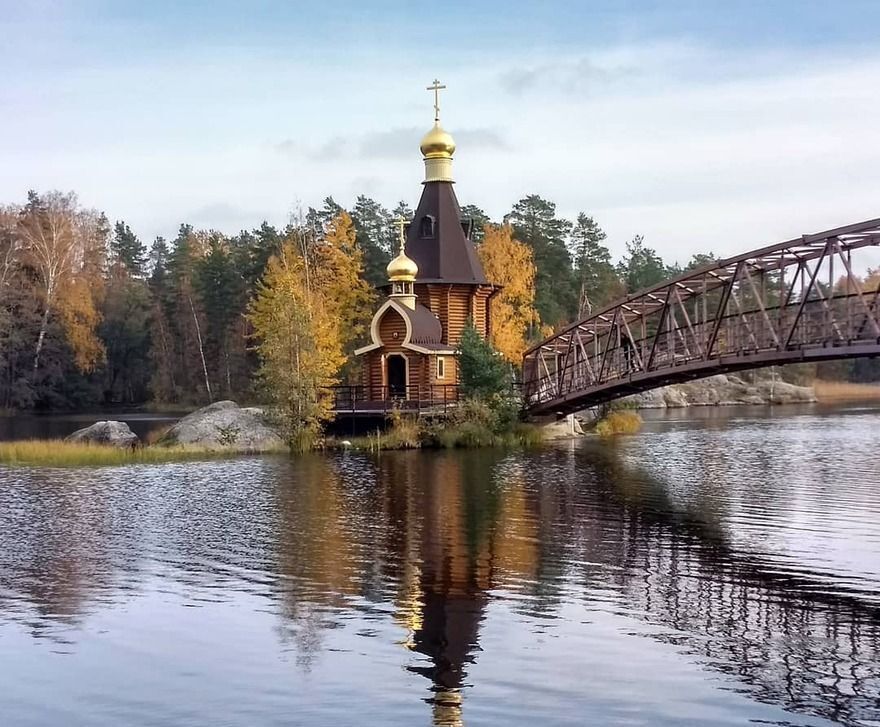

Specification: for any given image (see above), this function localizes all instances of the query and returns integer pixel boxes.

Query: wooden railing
[329,384,460,415]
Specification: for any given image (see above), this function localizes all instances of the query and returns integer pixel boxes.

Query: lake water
[1,405,879,726]
[0,411,179,442]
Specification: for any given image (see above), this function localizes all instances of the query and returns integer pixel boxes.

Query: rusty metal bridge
[523,218,880,416]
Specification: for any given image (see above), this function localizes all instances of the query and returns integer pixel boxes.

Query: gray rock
[662,387,690,408]
[540,414,585,440]
[621,388,667,409]
[160,400,283,452]
[754,379,816,404]
[66,420,139,448]
[620,373,816,410]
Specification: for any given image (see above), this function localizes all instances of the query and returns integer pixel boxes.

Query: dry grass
[594,410,643,437]
[340,412,545,451]
[0,440,242,467]
[813,380,880,402]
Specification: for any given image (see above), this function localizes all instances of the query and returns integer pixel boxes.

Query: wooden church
[353,81,498,404]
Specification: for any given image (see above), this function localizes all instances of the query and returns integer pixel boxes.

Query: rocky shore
[620,373,816,409]
[64,401,284,454]
[157,400,283,451]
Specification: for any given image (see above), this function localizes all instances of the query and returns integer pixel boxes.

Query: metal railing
[523,217,880,415]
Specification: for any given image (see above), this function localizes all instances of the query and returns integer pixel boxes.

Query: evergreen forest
[1,190,877,411]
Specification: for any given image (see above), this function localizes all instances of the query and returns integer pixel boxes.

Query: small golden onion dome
[387,249,418,281]
[420,122,456,159]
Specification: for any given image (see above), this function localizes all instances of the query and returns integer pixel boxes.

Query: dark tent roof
[406,182,487,285]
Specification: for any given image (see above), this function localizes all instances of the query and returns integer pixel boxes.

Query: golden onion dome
[419,122,456,159]
[386,249,418,281]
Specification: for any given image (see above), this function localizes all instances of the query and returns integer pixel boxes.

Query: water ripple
[0,407,879,725]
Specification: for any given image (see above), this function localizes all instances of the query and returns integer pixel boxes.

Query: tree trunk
[155,310,176,395]
[224,344,232,396]
[188,295,212,402]
[32,304,51,372]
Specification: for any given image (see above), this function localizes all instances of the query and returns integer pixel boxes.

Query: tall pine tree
[505,195,576,328]
[618,235,667,292]
[351,196,393,287]
[571,213,622,316]
[111,221,148,277]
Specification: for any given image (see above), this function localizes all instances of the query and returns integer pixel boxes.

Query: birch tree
[248,241,344,450]
[18,191,105,373]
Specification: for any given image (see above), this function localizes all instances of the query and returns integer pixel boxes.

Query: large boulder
[662,386,690,408]
[622,388,667,409]
[621,373,815,409]
[159,400,283,452]
[540,414,585,440]
[753,379,817,405]
[66,420,139,448]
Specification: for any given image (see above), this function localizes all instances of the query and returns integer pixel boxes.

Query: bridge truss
[523,218,880,415]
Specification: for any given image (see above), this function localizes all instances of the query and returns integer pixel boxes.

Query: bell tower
[386,217,418,310]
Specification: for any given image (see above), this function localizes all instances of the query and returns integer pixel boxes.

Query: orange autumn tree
[477,223,541,364]
[311,211,376,379]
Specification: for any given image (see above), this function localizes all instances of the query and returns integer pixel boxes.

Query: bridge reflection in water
[1,441,878,725]
[267,447,880,725]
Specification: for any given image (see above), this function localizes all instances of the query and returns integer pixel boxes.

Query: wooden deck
[330,385,460,417]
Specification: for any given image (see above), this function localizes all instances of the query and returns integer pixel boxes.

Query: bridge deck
[523,217,880,415]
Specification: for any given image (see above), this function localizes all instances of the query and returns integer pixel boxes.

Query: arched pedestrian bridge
[523,218,880,416]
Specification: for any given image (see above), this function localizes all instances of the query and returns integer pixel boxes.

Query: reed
[813,380,880,402]
[594,410,643,437]
[340,420,544,451]
[0,440,243,467]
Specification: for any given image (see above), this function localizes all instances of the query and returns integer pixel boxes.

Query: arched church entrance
[387,355,407,397]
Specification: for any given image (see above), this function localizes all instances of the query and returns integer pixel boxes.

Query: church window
[437,356,446,379]
[419,215,436,238]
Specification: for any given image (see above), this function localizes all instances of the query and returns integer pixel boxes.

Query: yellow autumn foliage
[312,212,376,374]
[248,240,344,451]
[594,410,642,436]
[478,224,541,363]
[57,275,105,372]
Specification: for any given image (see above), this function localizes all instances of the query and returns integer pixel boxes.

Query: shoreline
[0,439,287,468]
[3,391,880,467]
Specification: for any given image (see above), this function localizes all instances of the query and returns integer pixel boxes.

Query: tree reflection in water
[0,443,878,726]
[366,446,878,726]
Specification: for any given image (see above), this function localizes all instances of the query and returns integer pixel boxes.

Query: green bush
[457,323,513,400]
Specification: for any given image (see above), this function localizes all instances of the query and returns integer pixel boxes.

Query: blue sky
[3,1,880,265]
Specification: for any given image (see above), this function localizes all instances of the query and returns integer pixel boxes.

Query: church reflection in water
[270,450,519,725]
[1,445,879,725]
[271,447,880,726]
[380,453,500,726]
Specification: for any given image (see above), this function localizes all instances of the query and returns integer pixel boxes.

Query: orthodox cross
[426,78,446,123]
[394,216,407,254]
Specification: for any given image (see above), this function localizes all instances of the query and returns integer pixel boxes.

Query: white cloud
[1,40,878,268]
[276,126,508,161]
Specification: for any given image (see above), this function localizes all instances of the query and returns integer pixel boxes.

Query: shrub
[510,423,545,447]
[385,408,423,449]
[457,323,513,400]
[594,410,642,437]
